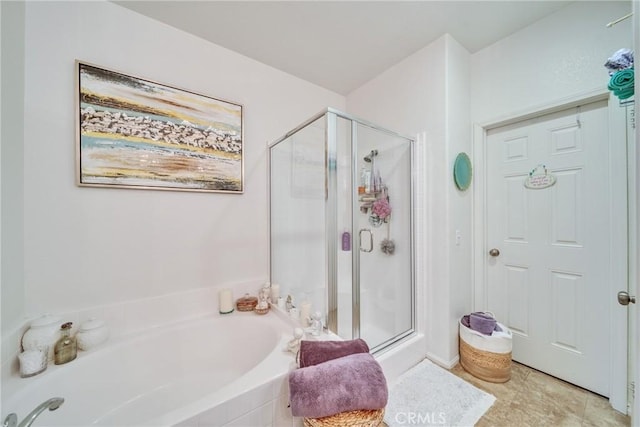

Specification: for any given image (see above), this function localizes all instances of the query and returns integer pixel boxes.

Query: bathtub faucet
[3,397,64,427]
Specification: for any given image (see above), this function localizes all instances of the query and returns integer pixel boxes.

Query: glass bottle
[358,168,367,195]
[54,322,77,365]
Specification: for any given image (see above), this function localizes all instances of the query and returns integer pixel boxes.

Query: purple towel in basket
[298,338,370,368]
[289,352,388,419]
[469,312,497,335]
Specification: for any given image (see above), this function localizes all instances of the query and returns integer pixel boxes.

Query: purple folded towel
[298,338,370,368]
[470,312,497,335]
[289,352,388,418]
[462,312,502,334]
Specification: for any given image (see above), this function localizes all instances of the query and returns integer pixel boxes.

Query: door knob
[617,291,636,306]
[489,248,500,257]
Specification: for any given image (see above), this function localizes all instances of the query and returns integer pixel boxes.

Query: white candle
[271,283,280,302]
[300,302,311,327]
[219,289,234,314]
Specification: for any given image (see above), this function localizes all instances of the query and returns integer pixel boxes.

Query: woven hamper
[459,318,512,383]
[303,409,384,427]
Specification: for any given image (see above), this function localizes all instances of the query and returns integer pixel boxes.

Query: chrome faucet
[3,397,64,427]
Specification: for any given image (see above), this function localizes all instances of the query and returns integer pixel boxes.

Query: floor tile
[582,393,631,427]
[449,362,630,427]
[451,361,527,404]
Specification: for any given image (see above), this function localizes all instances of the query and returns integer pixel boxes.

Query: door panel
[486,100,611,396]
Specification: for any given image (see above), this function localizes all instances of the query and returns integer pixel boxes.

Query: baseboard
[426,352,459,370]
[377,333,427,385]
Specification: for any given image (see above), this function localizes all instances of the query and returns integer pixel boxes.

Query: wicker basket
[303,409,385,427]
[459,323,511,383]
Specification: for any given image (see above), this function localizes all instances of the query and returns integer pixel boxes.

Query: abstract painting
[76,62,243,193]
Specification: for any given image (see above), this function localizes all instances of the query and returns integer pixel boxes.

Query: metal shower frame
[268,107,416,352]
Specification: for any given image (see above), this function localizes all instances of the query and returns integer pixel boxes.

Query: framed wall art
[76,61,244,193]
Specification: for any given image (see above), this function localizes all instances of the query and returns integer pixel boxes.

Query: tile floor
[449,362,631,426]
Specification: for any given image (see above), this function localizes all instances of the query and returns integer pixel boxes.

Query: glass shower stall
[269,108,414,351]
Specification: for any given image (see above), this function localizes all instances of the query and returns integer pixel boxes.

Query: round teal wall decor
[453,152,472,191]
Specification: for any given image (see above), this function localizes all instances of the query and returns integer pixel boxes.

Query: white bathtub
[3,312,297,426]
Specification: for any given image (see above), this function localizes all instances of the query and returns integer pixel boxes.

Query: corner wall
[347,34,472,366]
[444,36,472,361]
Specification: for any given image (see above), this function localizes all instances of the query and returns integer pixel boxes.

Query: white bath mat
[384,359,495,426]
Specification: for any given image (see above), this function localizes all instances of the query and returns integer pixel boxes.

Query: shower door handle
[359,229,373,253]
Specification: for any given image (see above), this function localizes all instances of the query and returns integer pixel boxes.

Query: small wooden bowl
[236,294,258,312]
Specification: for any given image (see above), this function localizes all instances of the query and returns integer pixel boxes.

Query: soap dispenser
[54,322,77,365]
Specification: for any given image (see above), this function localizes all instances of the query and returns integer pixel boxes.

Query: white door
[486,99,619,396]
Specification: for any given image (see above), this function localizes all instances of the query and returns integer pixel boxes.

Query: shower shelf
[358,188,388,214]
[359,194,378,202]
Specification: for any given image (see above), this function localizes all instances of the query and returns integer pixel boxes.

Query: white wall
[1,1,26,335]
[444,37,472,361]
[471,1,632,124]
[347,34,471,365]
[10,1,344,324]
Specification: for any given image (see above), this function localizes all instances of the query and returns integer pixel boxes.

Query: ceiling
[115,1,574,95]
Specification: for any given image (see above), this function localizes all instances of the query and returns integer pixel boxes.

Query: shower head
[363,150,378,163]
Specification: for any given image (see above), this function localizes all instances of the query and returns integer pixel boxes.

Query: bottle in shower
[341,230,351,251]
[359,168,367,194]
[54,322,77,365]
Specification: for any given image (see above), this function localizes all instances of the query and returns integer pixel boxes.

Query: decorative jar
[22,314,61,361]
[76,318,109,351]
[18,347,48,378]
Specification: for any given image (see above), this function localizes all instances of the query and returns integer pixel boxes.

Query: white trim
[472,124,487,311]
[414,132,428,340]
[608,94,631,413]
[632,0,639,421]
[426,352,460,370]
[472,89,629,412]
[478,88,610,130]
[628,101,637,416]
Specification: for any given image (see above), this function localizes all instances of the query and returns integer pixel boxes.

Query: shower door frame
[343,112,417,352]
[268,108,417,352]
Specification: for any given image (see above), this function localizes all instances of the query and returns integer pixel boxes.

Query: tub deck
[3,312,295,426]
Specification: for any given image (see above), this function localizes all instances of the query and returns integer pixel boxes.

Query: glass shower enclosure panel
[270,109,414,352]
[270,116,327,319]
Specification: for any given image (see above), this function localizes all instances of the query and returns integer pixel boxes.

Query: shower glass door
[349,122,414,350]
